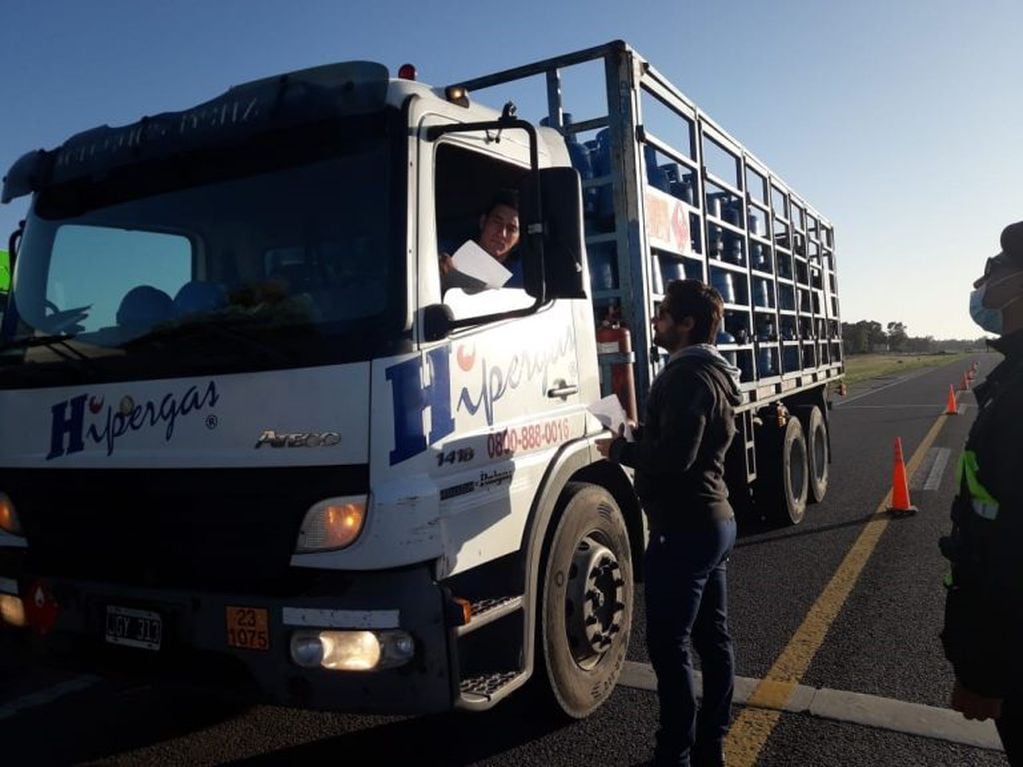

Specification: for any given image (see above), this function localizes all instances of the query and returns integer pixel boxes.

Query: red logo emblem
[457,345,476,371]
[671,203,690,251]
[23,580,60,636]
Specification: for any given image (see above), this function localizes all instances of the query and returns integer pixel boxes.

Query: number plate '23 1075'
[226,606,270,651]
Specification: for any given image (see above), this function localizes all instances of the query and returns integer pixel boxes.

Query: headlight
[294,496,366,553]
[0,595,26,627]
[0,493,22,536]
[289,629,415,671]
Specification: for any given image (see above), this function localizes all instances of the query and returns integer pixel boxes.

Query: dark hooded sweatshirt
[610,344,743,532]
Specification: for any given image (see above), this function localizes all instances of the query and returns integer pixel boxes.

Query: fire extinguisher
[596,307,638,425]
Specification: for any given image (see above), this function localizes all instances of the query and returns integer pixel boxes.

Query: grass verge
[841,352,974,386]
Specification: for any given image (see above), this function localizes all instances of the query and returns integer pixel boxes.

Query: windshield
[0,112,407,386]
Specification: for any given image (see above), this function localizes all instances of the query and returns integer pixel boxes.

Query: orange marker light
[0,493,21,535]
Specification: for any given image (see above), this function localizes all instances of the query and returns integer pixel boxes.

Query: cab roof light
[444,85,470,109]
[398,63,417,81]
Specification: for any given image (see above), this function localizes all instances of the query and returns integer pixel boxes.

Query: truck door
[421,137,588,579]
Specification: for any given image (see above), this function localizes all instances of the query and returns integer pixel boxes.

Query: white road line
[0,675,101,720]
[923,447,952,491]
[838,404,947,409]
[618,661,1002,752]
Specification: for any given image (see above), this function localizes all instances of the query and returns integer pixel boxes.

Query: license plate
[225,606,270,651]
[105,605,162,651]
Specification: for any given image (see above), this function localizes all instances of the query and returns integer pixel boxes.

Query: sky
[1,0,1020,340]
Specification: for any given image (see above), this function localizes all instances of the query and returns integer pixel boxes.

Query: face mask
[970,285,1003,334]
[970,272,1022,334]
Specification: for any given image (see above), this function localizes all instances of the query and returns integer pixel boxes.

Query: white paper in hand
[451,240,513,288]
[588,395,635,442]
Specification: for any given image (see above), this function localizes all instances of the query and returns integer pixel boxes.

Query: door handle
[546,383,579,399]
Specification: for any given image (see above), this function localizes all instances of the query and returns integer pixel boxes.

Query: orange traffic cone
[945,385,958,415]
[959,372,970,391]
[887,437,918,517]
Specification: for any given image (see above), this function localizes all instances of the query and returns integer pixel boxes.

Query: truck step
[455,595,523,637]
[457,669,529,709]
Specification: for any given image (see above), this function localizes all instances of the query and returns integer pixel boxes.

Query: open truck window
[434,142,533,316]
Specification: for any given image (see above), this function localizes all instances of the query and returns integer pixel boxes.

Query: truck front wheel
[536,482,633,719]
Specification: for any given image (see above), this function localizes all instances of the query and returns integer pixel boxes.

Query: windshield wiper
[1,333,87,356]
[0,333,100,372]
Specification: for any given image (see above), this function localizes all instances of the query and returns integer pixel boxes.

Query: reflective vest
[957,449,1000,521]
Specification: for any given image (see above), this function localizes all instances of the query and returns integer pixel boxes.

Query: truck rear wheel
[536,482,633,719]
[799,405,828,504]
[759,416,808,525]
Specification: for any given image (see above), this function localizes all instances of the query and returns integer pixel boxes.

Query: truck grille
[1,465,368,592]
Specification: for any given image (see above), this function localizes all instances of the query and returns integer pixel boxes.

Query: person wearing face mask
[940,220,1023,764]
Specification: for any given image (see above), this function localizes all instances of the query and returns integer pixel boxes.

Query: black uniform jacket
[941,330,1023,697]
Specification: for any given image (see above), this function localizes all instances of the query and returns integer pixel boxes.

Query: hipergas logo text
[385,348,454,465]
[47,381,219,460]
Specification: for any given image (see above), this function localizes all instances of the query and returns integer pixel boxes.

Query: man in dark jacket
[598,279,742,767]
[940,220,1023,764]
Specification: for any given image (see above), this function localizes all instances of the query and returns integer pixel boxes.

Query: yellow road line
[725,413,950,766]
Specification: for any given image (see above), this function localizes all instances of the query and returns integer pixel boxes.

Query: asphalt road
[0,353,1009,766]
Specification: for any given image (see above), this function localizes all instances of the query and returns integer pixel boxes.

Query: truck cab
[0,59,634,717]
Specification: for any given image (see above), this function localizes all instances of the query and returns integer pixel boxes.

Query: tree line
[841,320,988,355]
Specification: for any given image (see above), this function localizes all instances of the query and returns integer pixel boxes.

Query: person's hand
[950,679,1002,721]
[595,424,626,459]
[439,253,454,275]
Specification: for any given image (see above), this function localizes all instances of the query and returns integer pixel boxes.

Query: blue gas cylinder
[594,129,615,226]
[723,201,742,226]
[708,225,724,257]
[710,270,736,304]
[725,233,744,265]
[644,145,670,192]
[752,243,767,270]
[783,346,800,371]
[755,279,771,307]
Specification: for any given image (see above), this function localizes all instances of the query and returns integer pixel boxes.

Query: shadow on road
[734,514,878,549]
[1,679,251,764]
[231,692,574,767]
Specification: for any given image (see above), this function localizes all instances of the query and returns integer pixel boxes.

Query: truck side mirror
[519,167,587,300]
[423,302,454,342]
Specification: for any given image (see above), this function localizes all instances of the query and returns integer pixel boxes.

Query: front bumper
[9,564,455,714]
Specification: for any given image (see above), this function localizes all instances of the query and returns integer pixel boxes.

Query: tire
[535,482,633,719]
[759,415,808,526]
[799,405,829,504]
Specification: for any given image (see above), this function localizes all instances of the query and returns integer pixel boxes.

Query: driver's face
[478,204,520,261]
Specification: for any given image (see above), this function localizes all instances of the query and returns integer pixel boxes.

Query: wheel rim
[564,534,626,669]
[813,423,827,483]
[790,438,807,501]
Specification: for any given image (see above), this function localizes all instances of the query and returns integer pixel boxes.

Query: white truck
[0,41,842,717]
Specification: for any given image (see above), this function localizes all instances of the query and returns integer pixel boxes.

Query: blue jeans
[645,518,737,766]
